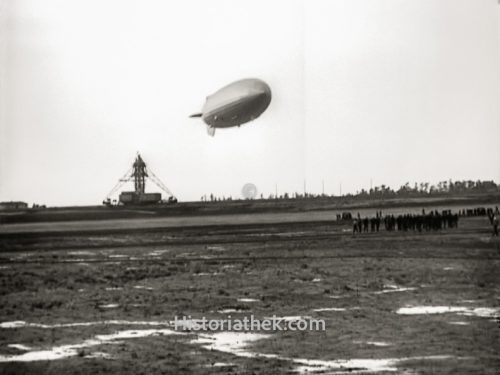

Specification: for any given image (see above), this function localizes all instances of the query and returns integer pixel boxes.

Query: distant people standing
[363,218,369,232]
[353,219,359,235]
[493,216,499,237]
[487,209,494,225]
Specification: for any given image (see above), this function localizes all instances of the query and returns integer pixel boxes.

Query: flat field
[0,206,499,374]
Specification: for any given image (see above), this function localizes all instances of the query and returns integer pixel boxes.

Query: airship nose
[252,80,272,97]
[247,81,272,105]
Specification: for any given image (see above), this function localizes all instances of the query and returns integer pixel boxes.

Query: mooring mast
[104,153,177,205]
[132,154,147,194]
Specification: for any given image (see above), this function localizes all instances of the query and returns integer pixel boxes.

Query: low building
[119,192,161,205]
[0,201,28,210]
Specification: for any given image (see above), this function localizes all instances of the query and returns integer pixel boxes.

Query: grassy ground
[1,193,499,225]
[0,212,499,374]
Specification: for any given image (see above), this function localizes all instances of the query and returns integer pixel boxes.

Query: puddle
[293,357,398,373]
[1,319,461,372]
[373,285,416,294]
[313,308,347,312]
[108,254,128,258]
[0,320,172,329]
[0,266,10,270]
[99,304,119,309]
[148,250,169,256]
[191,332,271,358]
[280,316,312,321]
[312,278,321,283]
[0,328,180,362]
[134,286,154,290]
[84,351,111,359]
[292,355,454,374]
[328,295,345,299]
[8,344,32,351]
[366,341,391,347]
[218,308,247,314]
[458,307,499,318]
[205,362,236,367]
[443,267,454,271]
[237,298,258,303]
[384,284,400,289]
[396,306,500,318]
[191,331,453,374]
[105,287,123,291]
[353,341,391,347]
[448,321,470,326]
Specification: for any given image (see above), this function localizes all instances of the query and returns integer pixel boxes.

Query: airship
[190,78,272,136]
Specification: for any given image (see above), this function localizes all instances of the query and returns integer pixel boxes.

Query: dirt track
[0,212,499,374]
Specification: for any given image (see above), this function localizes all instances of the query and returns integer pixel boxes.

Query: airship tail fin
[189,112,202,118]
[206,125,216,137]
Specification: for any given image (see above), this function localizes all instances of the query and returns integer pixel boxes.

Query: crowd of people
[349,206,500,235]
[351,210,459,234]
[487,207,499,236]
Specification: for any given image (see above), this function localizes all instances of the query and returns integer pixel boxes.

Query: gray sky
[1,0,499,206]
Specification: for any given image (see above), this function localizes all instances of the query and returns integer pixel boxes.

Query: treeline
[351,180,500,199]
[202,179,500,202]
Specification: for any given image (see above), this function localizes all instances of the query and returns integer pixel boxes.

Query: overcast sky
[1,0,499,206]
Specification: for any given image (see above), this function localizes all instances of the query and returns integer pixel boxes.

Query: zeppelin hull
[192,78,271,134]
[203,90,271,128]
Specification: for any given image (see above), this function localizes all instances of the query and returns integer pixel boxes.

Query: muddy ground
[0,211,499,374]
